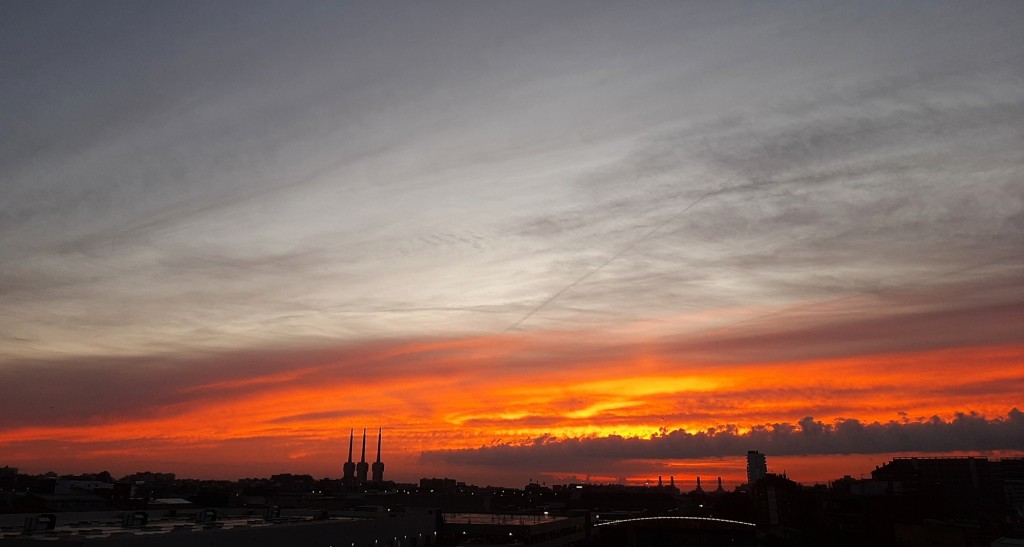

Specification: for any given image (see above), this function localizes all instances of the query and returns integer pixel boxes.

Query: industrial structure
[371,428,385,484]
[355,429,369,485]
[342,428,384,488]
[342,429,356,488]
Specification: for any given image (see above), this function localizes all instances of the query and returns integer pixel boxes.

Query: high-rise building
[356,429,369,485]
[343,429,356,488]
[747,450,767,486]
[371,427,385,483]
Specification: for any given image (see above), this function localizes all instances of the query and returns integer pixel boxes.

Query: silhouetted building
[747,451,767,486]
[752,472,821,539]
[0,467,20,494]
[342,429,356,488]
[355,428,369,485]
[371,427,385,483]
[871,456,1024,511]
[442,512,586,546]
[420,477,459,493]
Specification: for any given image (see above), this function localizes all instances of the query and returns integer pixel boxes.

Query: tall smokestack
[376,427,382,463]
[371,427,384,483]
[342,429,356,487]
[360,429,366,463]
[356,428,369,485]
[348,429,354,462]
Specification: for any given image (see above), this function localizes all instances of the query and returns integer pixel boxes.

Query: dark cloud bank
[422,410,1024,468]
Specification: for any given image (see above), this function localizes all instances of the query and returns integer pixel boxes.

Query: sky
[1,1,1022,487]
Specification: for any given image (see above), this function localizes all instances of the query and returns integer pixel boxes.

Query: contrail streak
[504,188,718,333]
[504,140,753,333]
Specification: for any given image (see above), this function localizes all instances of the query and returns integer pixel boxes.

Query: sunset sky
[2,1,1022,487]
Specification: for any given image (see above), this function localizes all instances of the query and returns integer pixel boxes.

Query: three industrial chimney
[344,427,384,487]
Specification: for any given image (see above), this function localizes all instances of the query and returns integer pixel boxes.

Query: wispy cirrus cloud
[3,2,1022,360]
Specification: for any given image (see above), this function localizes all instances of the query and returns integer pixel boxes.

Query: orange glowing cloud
[2,325,1021,485]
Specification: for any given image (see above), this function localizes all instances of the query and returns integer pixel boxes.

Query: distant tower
[716,476,725,494]
[371,427,385,483]
[695,476,704,494]
[670,476,675,488]
[343,429,356,487]
[657,475,663,487]
[747,451,767,486]
[356,429,369,485]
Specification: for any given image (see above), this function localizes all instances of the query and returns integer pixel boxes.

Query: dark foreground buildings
[2,507,442,546]
[2,455,1023,546]
[749,456,1024,546]
[871,455,1024,512]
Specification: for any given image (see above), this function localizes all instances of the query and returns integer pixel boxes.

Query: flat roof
[442,513,568,525]
[1,513,368,542]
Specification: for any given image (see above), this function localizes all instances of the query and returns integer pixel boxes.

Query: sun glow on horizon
[3,332,1021,482]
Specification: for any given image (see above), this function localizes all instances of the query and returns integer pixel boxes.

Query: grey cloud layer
[421,410,1024,470]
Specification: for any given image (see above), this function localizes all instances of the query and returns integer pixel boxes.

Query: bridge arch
[594,516,755,528]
